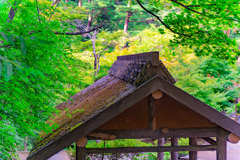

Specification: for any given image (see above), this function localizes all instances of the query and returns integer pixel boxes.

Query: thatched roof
[27,52,240,160]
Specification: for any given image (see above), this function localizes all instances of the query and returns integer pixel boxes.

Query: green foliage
[67,138,192,160]
[87,139,153,148]
[171,54,240,112]
[95,26,240,113]
[1,0,240,159]
[76,0,157,32]
[0,0,91,159]
[67,139,154,160]
[133,138,189,160]
[143,0,240,61]
[134,152,170,160]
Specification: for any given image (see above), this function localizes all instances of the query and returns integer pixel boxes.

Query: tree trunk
[91,30,99,77]
[124,11,133,33]
[8,1,20,23]
[86,0,93,31]
[237,56,240,65]
[24,137,28,151]
[86,13,93,31]
[226,29,230,37]
[235,99,238,121]
[78,0,82,7]
[123,2,132,33]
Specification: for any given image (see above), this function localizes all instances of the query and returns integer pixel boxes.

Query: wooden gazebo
[27,52,240,160]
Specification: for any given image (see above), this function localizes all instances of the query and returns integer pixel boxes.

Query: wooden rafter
[86,145,217,154]
[88,128,218,140]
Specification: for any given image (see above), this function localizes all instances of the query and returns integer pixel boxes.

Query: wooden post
[171,138,178,160]
[76,146,86,160]
[216,130,227,160]
[189,137,197,160]
[148,95,156,130]
[157,138,164,160]
[76,137,88,160]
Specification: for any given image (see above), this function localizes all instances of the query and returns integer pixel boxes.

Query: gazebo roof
[27,52,240,160]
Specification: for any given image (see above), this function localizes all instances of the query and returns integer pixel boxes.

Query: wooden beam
[157,138,164,160]
[228,133,240,144]
[189,138,197,160]
[202,137,216,145]
[86,145,217,154]
[171,138,178,160]
[202,132,239,145]
[88,128,218,140]
[88,132,116,140]
[148,95,156,130]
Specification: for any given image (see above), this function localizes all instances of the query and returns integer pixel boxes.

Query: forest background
[1,0,240,159]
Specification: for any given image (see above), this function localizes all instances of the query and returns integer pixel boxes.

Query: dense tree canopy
[0,0,240,159]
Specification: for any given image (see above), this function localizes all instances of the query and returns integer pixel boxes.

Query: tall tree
[136,0,240,60]
[0,0,99,159]
[124,2,132,33]
[86,0,93,31]
[78,0,82,7]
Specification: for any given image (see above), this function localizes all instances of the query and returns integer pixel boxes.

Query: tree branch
[54,25,104,35]
[170,0,203,15]
[8,1,21,23]
[186,5,201,7]
[98,46,110,55]
[135,0,190,37]
[129,18,155,23]
[48,0,61,22]
[186,4,239,22]
[0,44,13,48]
[35,0,41,23]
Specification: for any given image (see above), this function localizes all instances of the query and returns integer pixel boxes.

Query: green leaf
[14,60,23,72]
[39,39,54,44]
[18,36,27,56]
[158,28,165,34]
[5,61,12,81]
[0,33,14,45]
[0,60,2,76]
